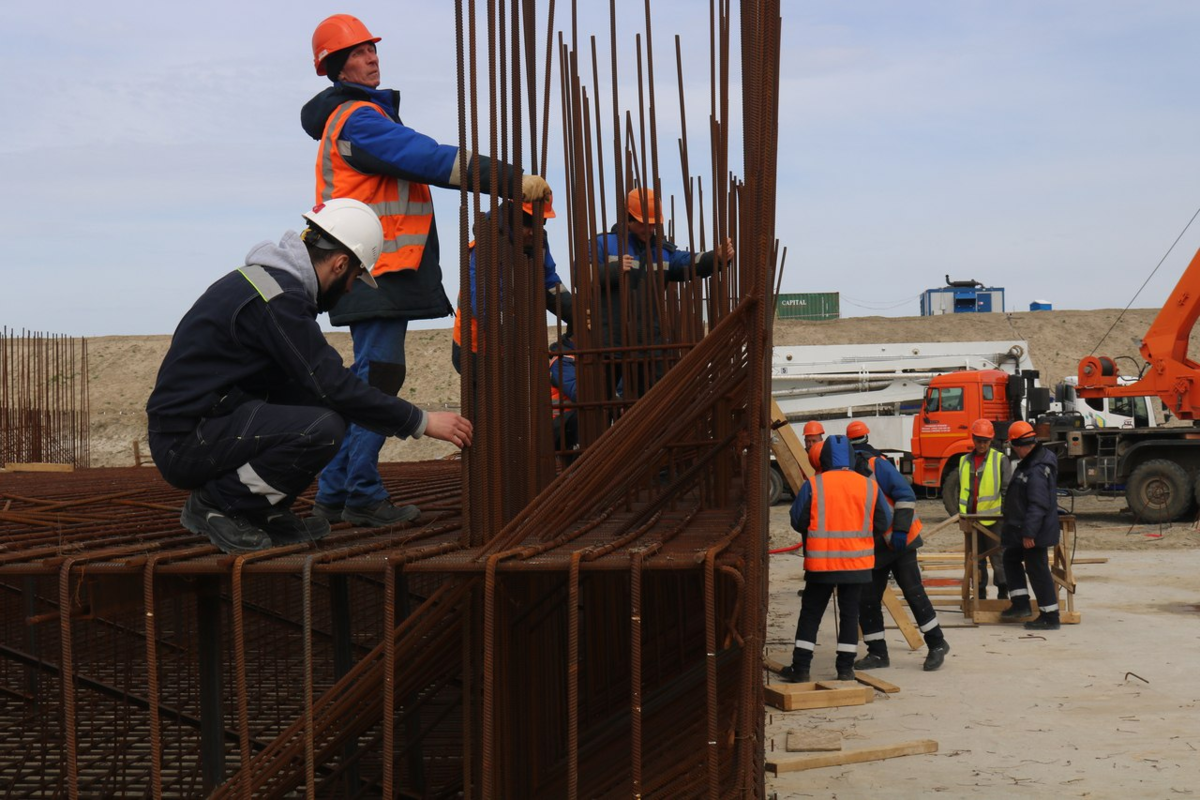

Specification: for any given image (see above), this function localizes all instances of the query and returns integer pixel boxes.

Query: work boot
[923,640,950,671]
[1000,599,1034,622]
[254,508,331,546]
[836,665,855,682]
[180,490,272,553]
[310,502,344,522]
[1024,612,1061,631]
[853,650,890,670]
[997,584,1009,600]
[779,665,810,684]
[341,499,420,528]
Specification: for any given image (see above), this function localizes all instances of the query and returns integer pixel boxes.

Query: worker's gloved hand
[522,174,551,202]
[890,532,907,552]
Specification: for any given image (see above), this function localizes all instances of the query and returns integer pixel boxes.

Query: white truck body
[1056,375,1162,429]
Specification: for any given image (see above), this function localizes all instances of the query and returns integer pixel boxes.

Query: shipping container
[920,286,1005,315]
[775,292,840,321]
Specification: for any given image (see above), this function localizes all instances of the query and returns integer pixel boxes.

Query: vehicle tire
[768,464,786,506]
[1127,459,1193,523]
[940,463,961,517]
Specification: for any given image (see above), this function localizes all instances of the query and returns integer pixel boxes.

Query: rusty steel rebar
[0,328,90,469]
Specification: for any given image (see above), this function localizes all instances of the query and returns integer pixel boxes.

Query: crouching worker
[146,199,473,553]
[782,435,891,683]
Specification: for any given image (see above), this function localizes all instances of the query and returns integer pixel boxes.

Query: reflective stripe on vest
[238,265,284,302]
[805,471,877,573]
[316,101,434,276]
[866,456,923,544]
[959,449,1003,526]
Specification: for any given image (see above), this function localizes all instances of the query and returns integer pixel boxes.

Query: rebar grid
[0,0,779,795]
[0,329,90,469]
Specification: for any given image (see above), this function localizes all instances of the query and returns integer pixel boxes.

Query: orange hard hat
[971,419,995,439]
[1008,421,1036,442]
[808,441,823,472]
[313,14,381,76]
[846,420,869,440]
[803,420,825,437]
[522,191,556,219]
[626,188,660,224]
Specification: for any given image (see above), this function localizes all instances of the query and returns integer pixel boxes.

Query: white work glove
[522,174,552,202]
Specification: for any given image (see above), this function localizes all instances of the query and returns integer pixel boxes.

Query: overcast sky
[4,1,1199,336]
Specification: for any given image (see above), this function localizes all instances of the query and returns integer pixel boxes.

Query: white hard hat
[302,198,384,288]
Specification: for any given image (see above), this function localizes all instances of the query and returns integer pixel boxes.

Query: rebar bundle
[0,0,780,796]
[0,329,90,469]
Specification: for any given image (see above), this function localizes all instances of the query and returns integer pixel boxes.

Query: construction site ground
[766,496,1200,798]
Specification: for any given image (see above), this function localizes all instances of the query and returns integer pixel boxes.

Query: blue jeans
[315,318,408,508]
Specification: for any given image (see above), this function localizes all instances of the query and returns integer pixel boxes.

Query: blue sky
[3,1,1199,335]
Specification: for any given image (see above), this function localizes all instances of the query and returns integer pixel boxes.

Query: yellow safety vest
[959,449,1003,526]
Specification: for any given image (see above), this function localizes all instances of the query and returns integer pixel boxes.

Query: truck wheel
[1127,459,1193,523]
[940,466,961,517]
[768,465,786,506]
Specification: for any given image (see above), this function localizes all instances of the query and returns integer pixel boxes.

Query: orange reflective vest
[803,471,877,574]
[315,100,434,277]
[865,456,923,547]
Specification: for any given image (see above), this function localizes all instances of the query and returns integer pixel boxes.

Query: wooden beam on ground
[882,586,924,650]
[1071,557,1109,565]
[2,463,74,473]
[855,671,900,694]
[786,729,842,752]
[764,682,874,711]
[767,739,939,774]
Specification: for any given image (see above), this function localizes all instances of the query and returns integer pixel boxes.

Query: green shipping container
[775,292,840,321]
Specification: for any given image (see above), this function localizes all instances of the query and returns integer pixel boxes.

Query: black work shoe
[1000,603,1034,622]
[836,666,855,682]
[257,508,331,545]
[779,665,810,684]
[923,641,950,671]
[341,499,420,527]
[854,652,890,670]
[310,502,344,522]
[181,491,272,553]
[997,584,1009,600]
[1024,614,1060,631]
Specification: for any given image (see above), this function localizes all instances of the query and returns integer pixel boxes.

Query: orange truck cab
[911,369,1013,493]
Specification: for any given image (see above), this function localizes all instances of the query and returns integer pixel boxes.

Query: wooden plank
[786,729,842,752]
[972,608,1081,625]
[881,586,924,650]
[764,684,872,711]
[2,462,74,473]
[816,681,873,702]
[769,399,813,492]
[763,655,787,674]
[1071,557,1109,565]
[855,672,900,694]
[767,739,938,774]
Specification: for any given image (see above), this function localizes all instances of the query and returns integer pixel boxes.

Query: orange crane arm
[1077,247,1200,419]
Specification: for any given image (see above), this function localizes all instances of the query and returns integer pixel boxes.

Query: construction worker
[302,14,551,527]
[590,188,735,402]
[549,330,579,464]
[451,197,572,374]
[781,435,890,683]
[1000,421,1062,630]
[959,419,1011,599]
[146,199,473,553]
[849,424,951,672]
[802,420,824,448]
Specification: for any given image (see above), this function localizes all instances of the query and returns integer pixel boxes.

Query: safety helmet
[313,14,381,76]
[971,419,995,439]
[846,420,870,441]
[1007,420,1036,444]
[803,420,825,437]
[522,191,556,219]
[808,441,823,473]
[626,188,660,224]
[302,198,384,287]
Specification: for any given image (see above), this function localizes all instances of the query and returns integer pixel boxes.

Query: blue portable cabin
[920,285,1005,315]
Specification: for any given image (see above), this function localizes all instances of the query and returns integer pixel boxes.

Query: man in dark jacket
[849,430,951,672]
[999,422,1062,630]
[146,199,473,553]
[302,14,551,527]
[782,436,891,683]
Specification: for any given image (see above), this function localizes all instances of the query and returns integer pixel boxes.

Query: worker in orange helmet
[958,419,1011,600]
[303,14,553,528]
[589,187,736,403]
[807,439,824,473]
[999,421,1062,630]
[802,420,825,448]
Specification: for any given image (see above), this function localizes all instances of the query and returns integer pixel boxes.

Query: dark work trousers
[974,525,1007,593]
[149,400,346,517]
[859,549,944,653]
[1002,545,1058,613]
[792,582,862,671]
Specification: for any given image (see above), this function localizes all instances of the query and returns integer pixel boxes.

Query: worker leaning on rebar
[301,14,552,529]
[145,200,473,554]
